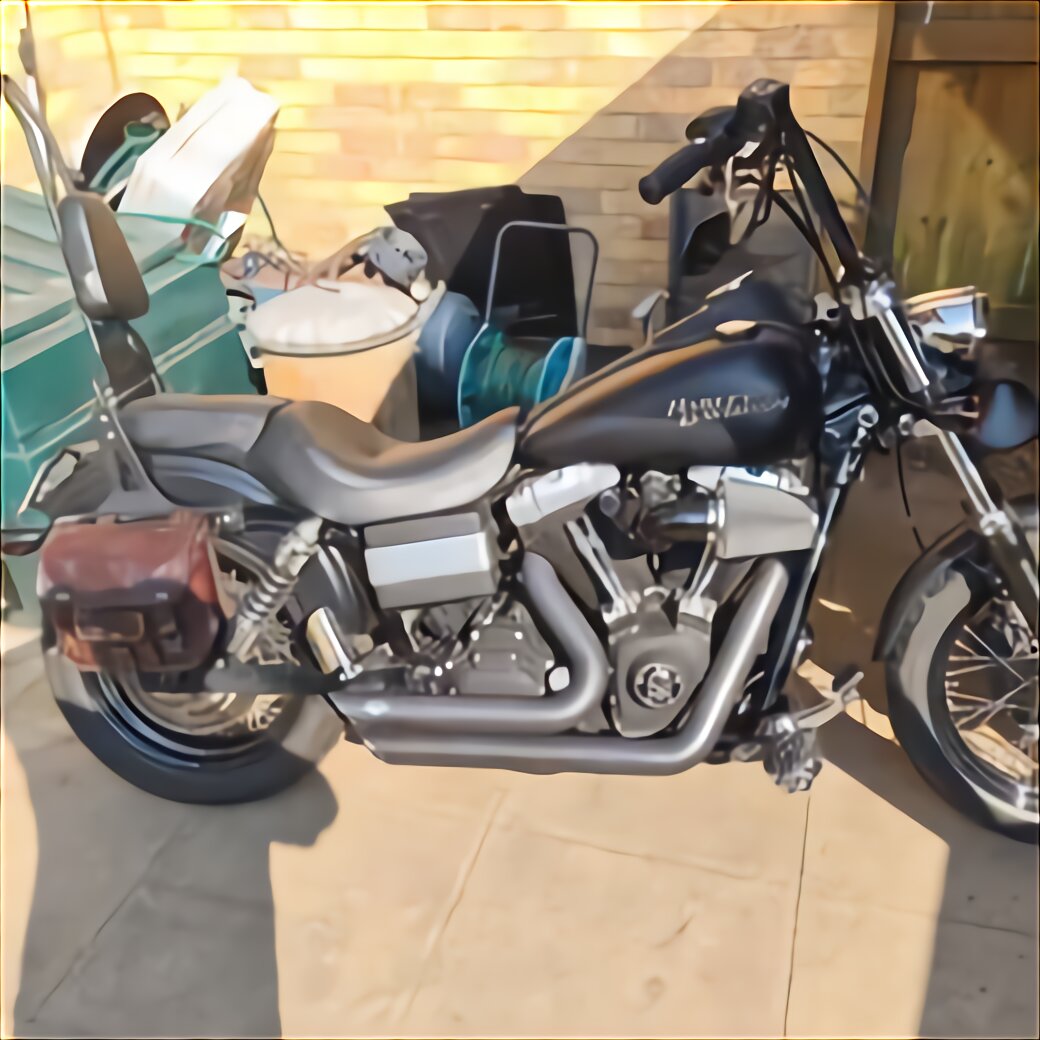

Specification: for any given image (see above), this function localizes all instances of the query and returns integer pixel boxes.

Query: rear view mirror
[57,192,149,322]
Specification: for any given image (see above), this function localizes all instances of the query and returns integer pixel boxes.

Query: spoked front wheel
[886,545,1038,842]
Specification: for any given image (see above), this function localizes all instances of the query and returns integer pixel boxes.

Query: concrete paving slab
[26,881,287,1039]
[400,819,797,1039]
[2,661,191,1036]
[497,763,809,883]
[787,712,1039,1038]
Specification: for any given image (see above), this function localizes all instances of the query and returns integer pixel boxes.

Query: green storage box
[1,186,257,530]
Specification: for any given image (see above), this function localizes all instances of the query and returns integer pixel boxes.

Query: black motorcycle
[3,76,1037,840]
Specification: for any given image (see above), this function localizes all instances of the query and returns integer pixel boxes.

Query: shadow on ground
[4,657,338,1038]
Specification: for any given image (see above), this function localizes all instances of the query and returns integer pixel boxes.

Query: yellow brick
[274,130,342,155]
[488,5,568,32]
[264,152,320,179]
[401,83,463,111]
[565,213,644,239]
[433,135,533,163]
[564,5,644,31]
[801,115,865,145]
[29,6,100,36]
[600,189,657,216]
[601,30,692,59]
[600,237,669,262]
[119,54,239,81]
[264,80,337,107]
[430,158,520,184]
[522,161,637,191]
[617,85,737,115]
[57,31,110,61]
[298,56,433,84]
[336,180,442,206]
[239,54,301,82]
[357,5,428,31]
[550,136,673,168]
[286,5,364,30]
[579,113,640,140]
[833,26,881,59]
[231,6,291,31]
[554,57,664,87]
[709,2,880,30]
[595,257,669,286]
[102,7,165,31]
[426,5,493,31]
[788,87,834,117]
[276,177,373,204]
[337,128,404,158]
[495,110,582,138]
[641,5,728,31]
[711,58,801,88]
[162,5,236,30]
[672,30,760,59]
[457,84,615,113]
[794,59,873,88]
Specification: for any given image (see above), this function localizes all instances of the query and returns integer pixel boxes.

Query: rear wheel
[886,551,1038,842]
[44,524,344,804]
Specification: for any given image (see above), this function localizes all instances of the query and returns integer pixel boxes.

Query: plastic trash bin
[247,279,430,441]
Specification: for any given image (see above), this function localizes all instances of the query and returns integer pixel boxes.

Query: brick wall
[1,2,885,343]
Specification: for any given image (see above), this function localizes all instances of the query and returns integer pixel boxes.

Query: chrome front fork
[854,278,1039,628]
[935,427,1039,627]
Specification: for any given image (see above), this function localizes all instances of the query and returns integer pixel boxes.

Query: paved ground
[2,441,1037,1039]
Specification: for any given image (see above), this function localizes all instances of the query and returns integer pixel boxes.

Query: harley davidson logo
[666,393,790,427]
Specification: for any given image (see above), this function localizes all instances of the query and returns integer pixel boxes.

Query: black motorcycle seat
[121,394,519,526]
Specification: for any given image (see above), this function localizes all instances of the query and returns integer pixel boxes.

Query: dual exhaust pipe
[327,553,789,776]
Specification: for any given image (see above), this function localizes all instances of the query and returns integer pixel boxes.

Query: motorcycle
[3,74,1037,840]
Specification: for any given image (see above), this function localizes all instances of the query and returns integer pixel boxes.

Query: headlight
[905,287,988,356]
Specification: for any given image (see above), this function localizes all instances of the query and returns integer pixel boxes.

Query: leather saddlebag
[39,512,222,672]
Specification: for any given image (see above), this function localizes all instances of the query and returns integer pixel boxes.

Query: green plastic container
[1,186,256,531]
[1,186,257,616]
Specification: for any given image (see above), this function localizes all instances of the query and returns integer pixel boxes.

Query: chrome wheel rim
[940,597,1039,813]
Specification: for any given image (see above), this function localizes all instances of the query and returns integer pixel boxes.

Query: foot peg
[732,667,863,793]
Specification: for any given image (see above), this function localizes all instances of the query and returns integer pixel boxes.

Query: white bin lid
[246,279,419,356]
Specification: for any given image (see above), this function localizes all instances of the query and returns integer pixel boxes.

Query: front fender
[875,490,1038,662]
[873,522,983,663]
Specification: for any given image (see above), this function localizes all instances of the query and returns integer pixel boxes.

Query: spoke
[962,625,1026,683]
[947,662,1002,678]
[955,677,1033,730]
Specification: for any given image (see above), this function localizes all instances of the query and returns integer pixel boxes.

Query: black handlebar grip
[638,135,737,205]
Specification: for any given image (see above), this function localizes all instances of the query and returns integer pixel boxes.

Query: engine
[351,461,818,740]
[505,462,819,736]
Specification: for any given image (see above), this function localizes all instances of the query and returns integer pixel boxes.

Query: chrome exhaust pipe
[359,558,788,775]
[328,553,609,734]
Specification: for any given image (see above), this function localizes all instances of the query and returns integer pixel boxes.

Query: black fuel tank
[519,325,822,469]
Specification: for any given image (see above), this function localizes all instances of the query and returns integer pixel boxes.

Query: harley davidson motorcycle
[3,75,1038,840]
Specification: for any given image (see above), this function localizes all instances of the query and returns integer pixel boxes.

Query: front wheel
[885,540,1038,842]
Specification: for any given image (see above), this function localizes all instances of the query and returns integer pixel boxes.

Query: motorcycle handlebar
[638,133,741,205]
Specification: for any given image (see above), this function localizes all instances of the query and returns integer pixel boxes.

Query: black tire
[45,651,344,804]
[885,552,1038,843]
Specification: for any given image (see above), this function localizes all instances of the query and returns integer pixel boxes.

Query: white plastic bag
[120,77,279,231]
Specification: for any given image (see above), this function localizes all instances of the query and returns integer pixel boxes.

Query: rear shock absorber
[227,517,323,663]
